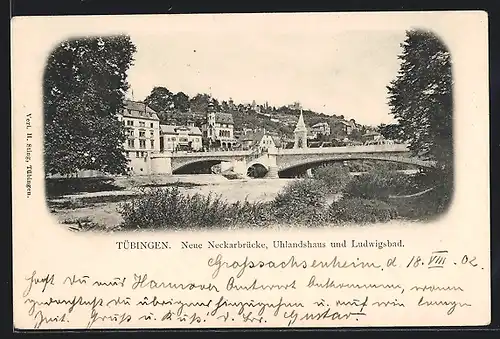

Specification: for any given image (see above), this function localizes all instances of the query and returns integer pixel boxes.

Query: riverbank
[47,175,297,229]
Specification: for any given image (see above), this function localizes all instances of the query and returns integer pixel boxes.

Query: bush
[312,164,351,193]
[272,179,329,225]
[343,164,416,200]
[118,187,273,230]
[329,198,398,224]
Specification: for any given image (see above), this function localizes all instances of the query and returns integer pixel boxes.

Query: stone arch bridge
[149,144,435,178]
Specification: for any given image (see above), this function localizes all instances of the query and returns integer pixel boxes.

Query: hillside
[141,87,374,142]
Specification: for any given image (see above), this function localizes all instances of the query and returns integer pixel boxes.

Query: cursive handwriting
[33,310,68,329]
[207,254,381,279]
[19,248,484,328]
[23,270,55,297]
[131,274,219,292]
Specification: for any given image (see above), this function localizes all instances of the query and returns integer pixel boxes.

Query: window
[127,120,134,126]
[150,123,154,128]
[172,137,176,141]
[125,151,130,158]
[139,130,146,138]
[139,140,146,149]
[139,121,145,127]
[150,140,154,148]
[136,151,140,157]
[128,129,134,136]
[150,130,154,137]
[127,139,134,148]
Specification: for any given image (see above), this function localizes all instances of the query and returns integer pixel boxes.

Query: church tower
[293,109,308,149]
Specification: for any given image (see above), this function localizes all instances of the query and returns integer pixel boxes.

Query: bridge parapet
[269,144,410,155]
[170,150,253,158]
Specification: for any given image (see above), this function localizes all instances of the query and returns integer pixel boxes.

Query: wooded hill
[142,86,374,141]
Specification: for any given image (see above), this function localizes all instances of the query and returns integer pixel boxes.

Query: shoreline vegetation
[47,163,452,232]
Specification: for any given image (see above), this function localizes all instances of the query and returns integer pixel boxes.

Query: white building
[241,130,282,151]
[117,100,160,175]
[160,123,203,152]
[310,121,331,138]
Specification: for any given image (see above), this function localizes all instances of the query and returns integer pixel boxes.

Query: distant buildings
[361,130,384,144]
[310,121,331,138]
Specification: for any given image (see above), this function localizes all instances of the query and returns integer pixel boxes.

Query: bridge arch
[278,155,434,178]
[172,158,231,174]
[247,163,268,178]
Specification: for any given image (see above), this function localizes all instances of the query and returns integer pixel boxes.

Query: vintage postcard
[11,11,490,329]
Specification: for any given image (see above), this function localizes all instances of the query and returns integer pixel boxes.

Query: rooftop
[160,124,202,136]
[214,112,234,125]
[242,130,282,148]
[311,121,329,127]
[121,100,159,120]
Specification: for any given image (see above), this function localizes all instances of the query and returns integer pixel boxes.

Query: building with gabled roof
[121,100,160,120]
[117,100,161,175]
[201,98,238,149]
[310,121,331,137]
[240,129,282,151]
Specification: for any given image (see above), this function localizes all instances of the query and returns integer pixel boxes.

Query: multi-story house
[240,129,282,151]
[159,122,203,152]
[201,100,238,149]
[117,100,160,175]
[310,121,331,138]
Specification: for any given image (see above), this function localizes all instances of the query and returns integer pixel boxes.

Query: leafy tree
[172,91,190,111]
[349,129,363,141]
[190,93,212,112]
[387,29,453,173]
[144,86,174,115]
[43,35,136,176]
[378,123,405,141]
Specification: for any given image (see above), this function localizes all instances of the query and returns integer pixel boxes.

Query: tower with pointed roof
[293,109,308,148]
[206,97,216,143]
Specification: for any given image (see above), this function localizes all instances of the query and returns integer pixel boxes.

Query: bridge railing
[170,150,254,158]
[270,144,410,155]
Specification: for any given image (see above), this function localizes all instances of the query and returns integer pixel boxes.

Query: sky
[126,25,406,126]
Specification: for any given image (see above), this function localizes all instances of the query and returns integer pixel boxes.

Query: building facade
[117,100,160,175]
[160,124,203,152]
[240,129,282,151]
[202,99,238,149]
[310,121,331,138]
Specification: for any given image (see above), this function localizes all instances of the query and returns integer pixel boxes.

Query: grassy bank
[111,164,451,231]
[51,164,452,232]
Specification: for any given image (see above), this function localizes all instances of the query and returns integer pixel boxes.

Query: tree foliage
[144,86,174,114]
[387,29,453,173]
[173,91,190,111]
[378,123,405,141]
[44,35,137,176]
[189,93,214,112]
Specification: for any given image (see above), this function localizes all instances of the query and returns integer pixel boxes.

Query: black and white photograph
[42,17,454,232]
[12,12,490,329]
